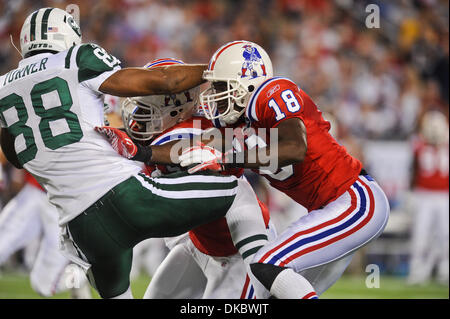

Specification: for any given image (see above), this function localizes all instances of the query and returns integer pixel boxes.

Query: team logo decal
[241,44,267,79]
[67,16,81,37]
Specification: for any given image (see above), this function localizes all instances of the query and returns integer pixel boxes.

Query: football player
[0,9,267,298]
[116,58,274,299]
[178,41,391,298]
[408,110,449,285]
[0,171,81,297]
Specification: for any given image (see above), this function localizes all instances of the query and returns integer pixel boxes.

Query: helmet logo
[67,16,81,37]
[241,44,267,79]
[27,43,52,50]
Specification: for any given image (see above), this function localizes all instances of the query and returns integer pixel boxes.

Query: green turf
[0,271,447,299]
[0,271,151,299]
[321,275,448,299]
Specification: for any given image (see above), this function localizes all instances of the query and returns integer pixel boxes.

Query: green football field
[0,271,447,299]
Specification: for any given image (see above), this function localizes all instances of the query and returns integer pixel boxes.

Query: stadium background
[0,0,448,299]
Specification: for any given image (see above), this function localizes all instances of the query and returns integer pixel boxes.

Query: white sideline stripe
[135,174,238,199]
[148,174,237,185]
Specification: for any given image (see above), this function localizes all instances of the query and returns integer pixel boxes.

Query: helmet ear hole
[248,85,255,92]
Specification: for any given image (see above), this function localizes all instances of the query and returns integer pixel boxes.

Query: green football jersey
[0,43,143,225]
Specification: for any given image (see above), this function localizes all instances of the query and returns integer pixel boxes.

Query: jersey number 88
[0,77,83,165]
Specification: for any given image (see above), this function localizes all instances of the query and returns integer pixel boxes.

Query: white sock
[226,179,268,263]
[270,269,318,299]
[110,286,134,299]
[226,179,270,298]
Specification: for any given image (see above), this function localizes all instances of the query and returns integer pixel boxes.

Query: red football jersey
[145,116,270,257]
[412,137,449,191]
[245,77,362,211]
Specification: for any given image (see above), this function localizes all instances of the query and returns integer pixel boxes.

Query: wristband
[131,144,153,164]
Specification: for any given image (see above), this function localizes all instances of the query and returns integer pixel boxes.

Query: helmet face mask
[122,98,164,142]
[20,7,82,58]
[121,58,200,143]
[122,79,200,143]
[200,78,248,124]
[200,41,273,124]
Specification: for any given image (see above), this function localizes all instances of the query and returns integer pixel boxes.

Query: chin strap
[10,34,23,58]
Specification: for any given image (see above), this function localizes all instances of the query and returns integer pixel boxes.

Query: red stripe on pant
[279,178,375,266]
[302,292,318,299]
[240,275,251,299]
[258,187,358,263]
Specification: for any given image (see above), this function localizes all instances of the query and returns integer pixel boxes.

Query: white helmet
[420,110,449,145]
[200,40,273,124]
[20,7,82,58]
[122,58,200,142]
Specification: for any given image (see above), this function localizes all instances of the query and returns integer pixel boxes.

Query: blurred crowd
[1,0,448,141]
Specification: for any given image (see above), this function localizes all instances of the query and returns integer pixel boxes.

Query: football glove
[95,126,152,162]
[179,142,227,174]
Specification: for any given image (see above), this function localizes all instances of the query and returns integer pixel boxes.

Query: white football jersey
[0,43,143,225]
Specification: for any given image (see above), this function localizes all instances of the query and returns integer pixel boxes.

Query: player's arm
[149,140,185,165]
[229,83,308,170]
[177,118,307,173]
[99,64,207,97]
[94,125,193,165]
[179,80,308,173]
[0,128,22,169]
[97,117,307,169]
[237,118,307,169]
[138,127,223,165]
[76,43,206,97]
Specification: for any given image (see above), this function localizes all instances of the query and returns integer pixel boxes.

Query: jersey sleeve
[75,43,121,93]
[249,79,305,128]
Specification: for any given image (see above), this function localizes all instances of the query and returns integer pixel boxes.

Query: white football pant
[408,190,449,284]
[253,175,390,296]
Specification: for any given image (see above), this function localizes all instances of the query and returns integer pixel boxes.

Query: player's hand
[95,126,138,159]
[179,142,225,174]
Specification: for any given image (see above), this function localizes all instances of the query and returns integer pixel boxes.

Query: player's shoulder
[246,76,300,122]
[261,76,299,94]
[75,43,117,64]
[74,42,106,55]
[68,42,120,82]
[250,77,300,106]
